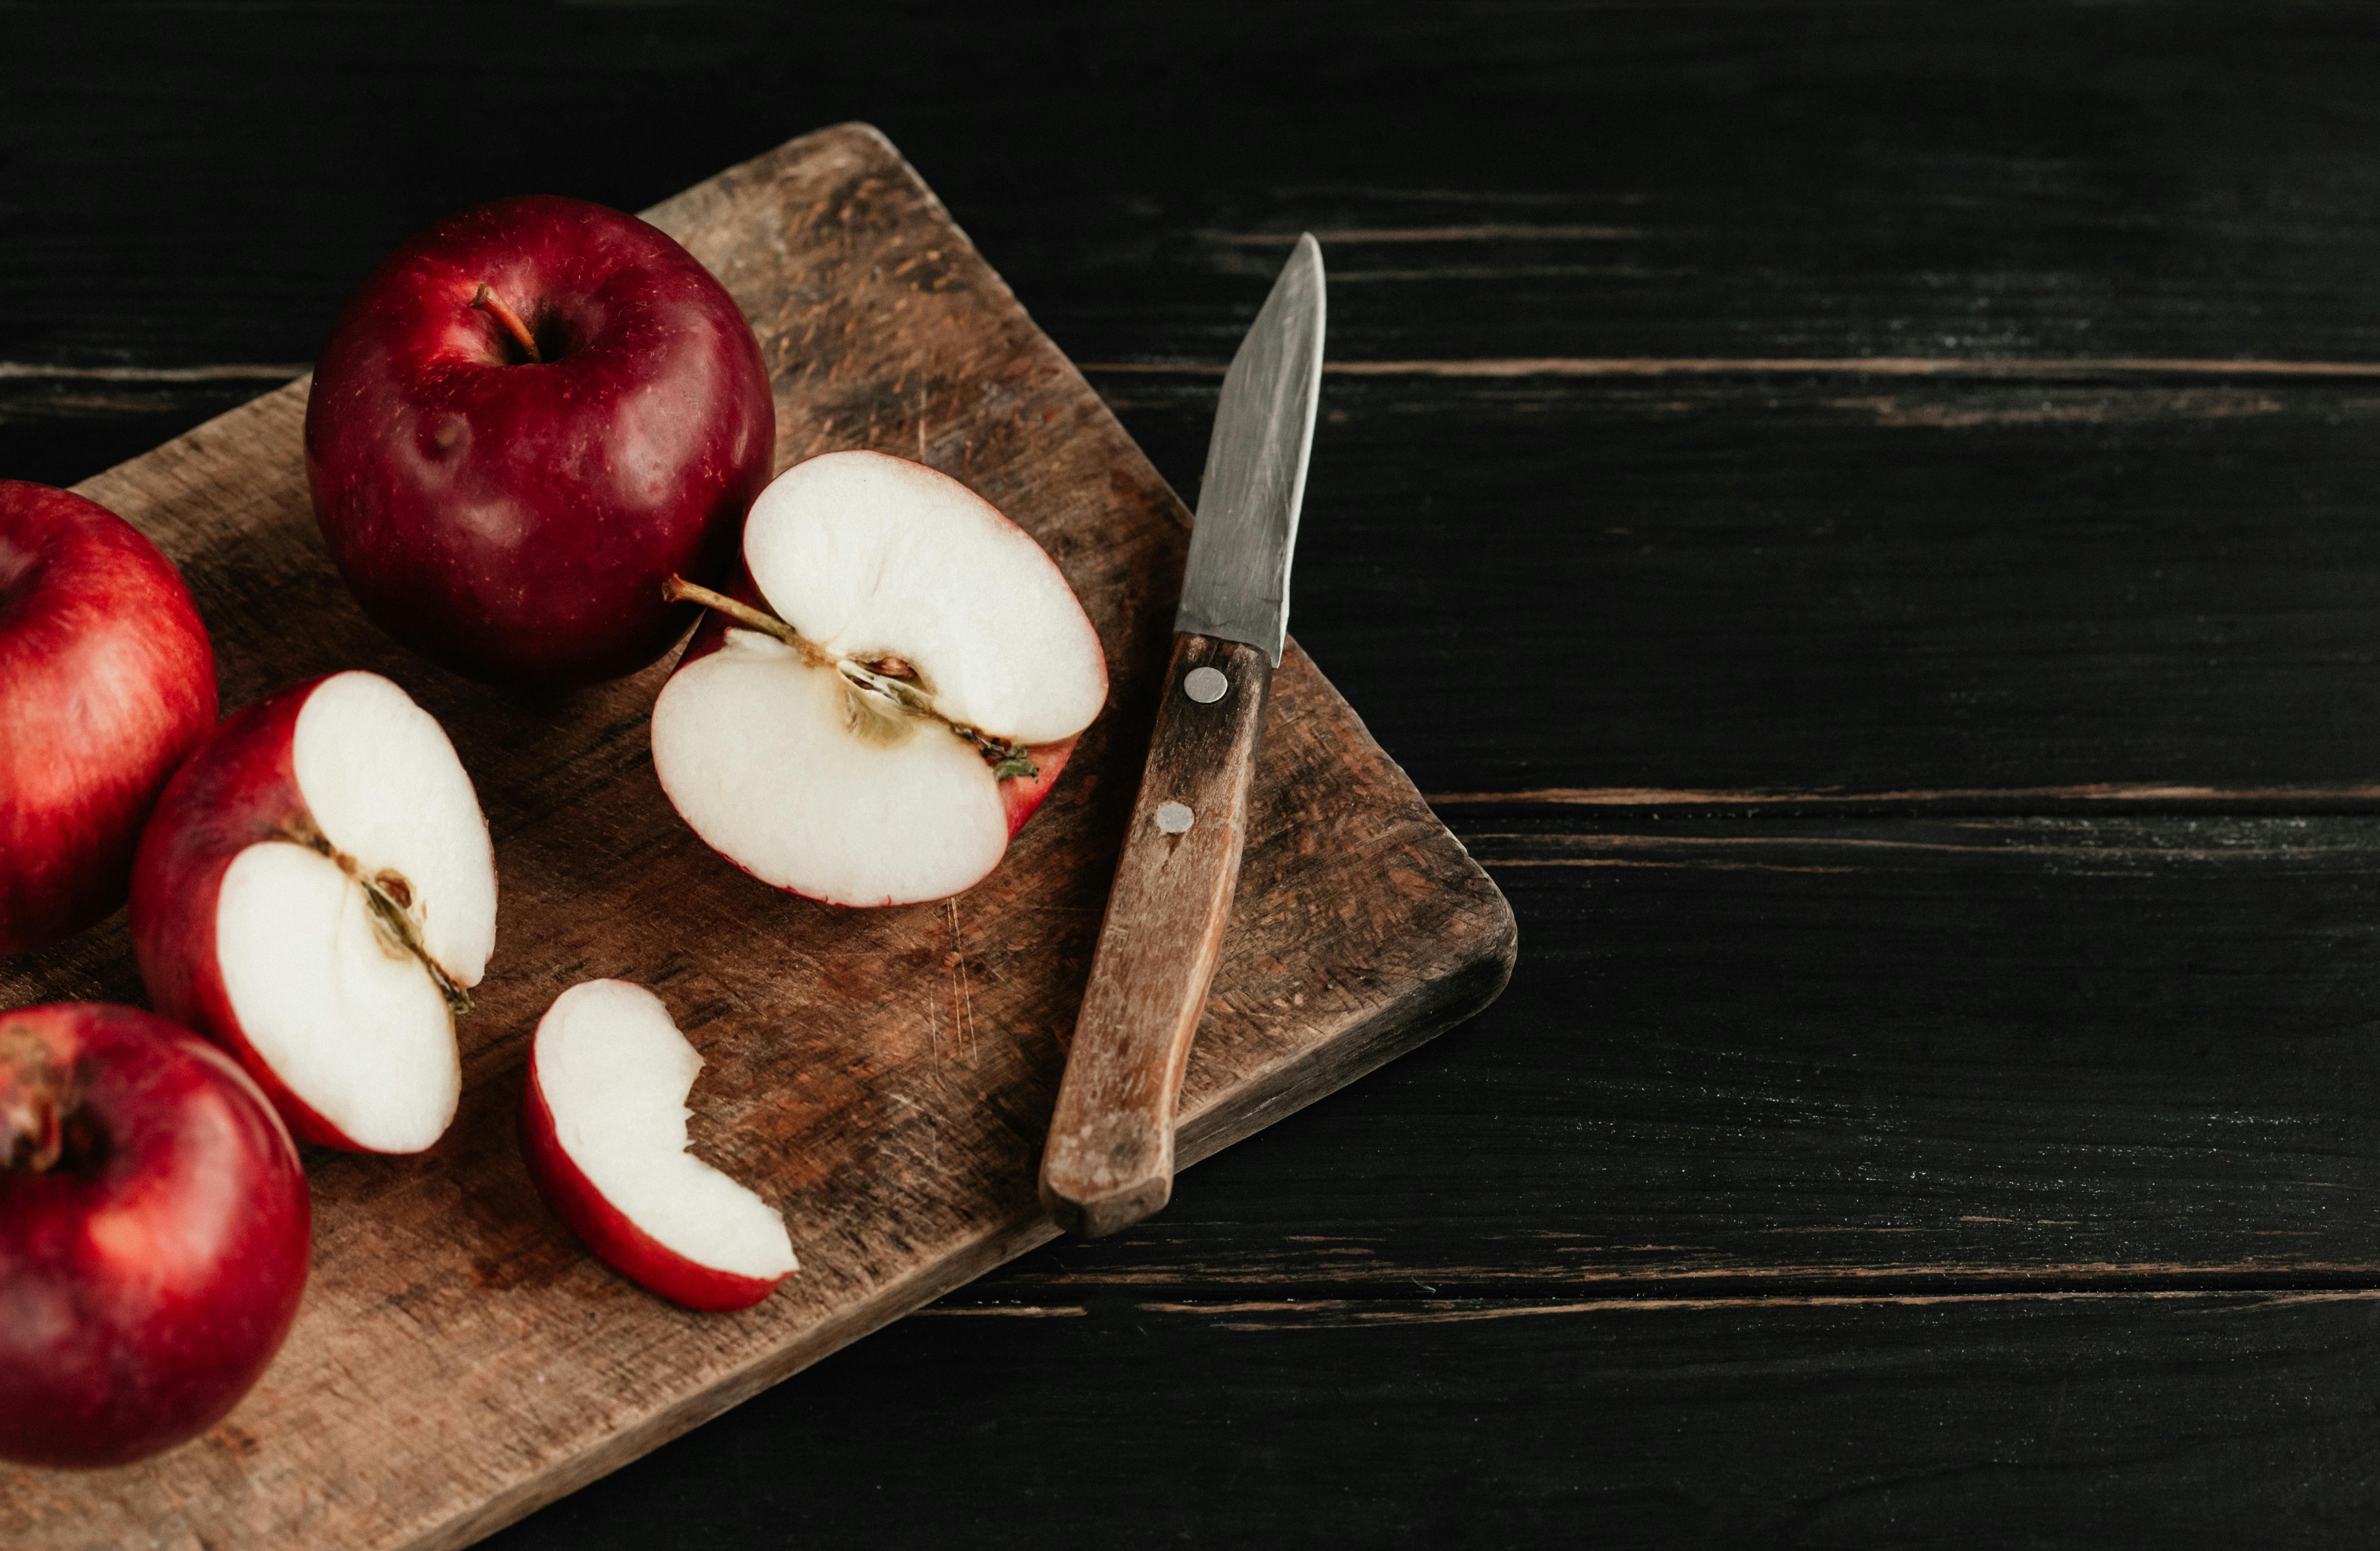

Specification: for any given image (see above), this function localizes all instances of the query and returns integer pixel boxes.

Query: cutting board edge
[418,784,1511,1551]
[416,1206,1059,1551]
[405,881,1511,1551]
[1180,871,1515,1170]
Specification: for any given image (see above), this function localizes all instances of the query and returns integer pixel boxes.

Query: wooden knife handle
[1040,632,1276,1237]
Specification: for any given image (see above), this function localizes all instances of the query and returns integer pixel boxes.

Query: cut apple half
[651,450,1107,908]
[130,670,496,1154]
[519,978,796,1311]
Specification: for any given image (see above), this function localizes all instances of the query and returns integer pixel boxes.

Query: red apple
[650,451,1107,907]
[303,194,775,686]
[519,979,795,1312]
[0,1001,309,1469]
[0,480,217,954]
[131,670,497,1153]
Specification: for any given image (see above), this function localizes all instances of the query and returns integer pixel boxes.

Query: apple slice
[650,450,1108,907]
[519,979,796,1312]
[130,671,496,1154]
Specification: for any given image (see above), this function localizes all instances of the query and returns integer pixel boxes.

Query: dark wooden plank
[921,813,2380,1294]
[15,4,2380,376]
[1120,373,2380,797]
[484,1284,2380,1549]
[0,374,295,488]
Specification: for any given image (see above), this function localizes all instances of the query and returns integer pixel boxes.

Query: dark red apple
[131,670,497,1154]
[303,195,775,686]
[0,480,217,954]
[650,451,1107,907]
[0,1001,309,1469]
[519,979,795,1312]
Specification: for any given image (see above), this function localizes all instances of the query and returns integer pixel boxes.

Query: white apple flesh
[651,450,1107,907]
[131,671,496,1154]
[519,979,796,1312]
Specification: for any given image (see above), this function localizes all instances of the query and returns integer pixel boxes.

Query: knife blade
[1175,234,1326,663]
[1039,236,1326,1237]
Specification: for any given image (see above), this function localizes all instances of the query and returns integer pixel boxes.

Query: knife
[1039,235,1326,1238]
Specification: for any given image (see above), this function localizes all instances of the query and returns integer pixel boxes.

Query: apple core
[651,450,1108,907]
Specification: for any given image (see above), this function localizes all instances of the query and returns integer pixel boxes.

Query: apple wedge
[519,979,796,1312]
[129,671,495,1154]
[651,450,1107,907]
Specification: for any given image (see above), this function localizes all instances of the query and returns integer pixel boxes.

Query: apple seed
[280,819,473,1017]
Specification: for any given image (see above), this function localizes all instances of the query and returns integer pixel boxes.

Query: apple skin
[128,677,358,1149]
[304,194,775,686]
[0,480,217,955]
[517,1050,784,1313]
[0,1001,309,1469]
[670,572,1080,895]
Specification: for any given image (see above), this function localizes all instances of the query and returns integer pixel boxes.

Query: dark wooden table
[11,5,2380,1544]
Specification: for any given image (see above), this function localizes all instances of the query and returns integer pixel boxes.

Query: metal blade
[1175,234,1325,665]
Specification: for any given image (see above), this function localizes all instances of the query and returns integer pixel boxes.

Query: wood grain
[1041,633,1274,1236]
[0,124,1514,1551]
[501,1283,2380,1550]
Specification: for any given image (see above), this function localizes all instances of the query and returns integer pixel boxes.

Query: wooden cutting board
[0,124,1516,1551]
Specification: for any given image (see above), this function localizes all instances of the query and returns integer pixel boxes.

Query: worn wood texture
[987,812,2380,1297]
[1042,633,1274,1235]
[514,1284,2380,1551]
[0,124,1514,1551]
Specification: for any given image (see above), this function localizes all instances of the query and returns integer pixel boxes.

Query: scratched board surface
[0,124,1515,1551]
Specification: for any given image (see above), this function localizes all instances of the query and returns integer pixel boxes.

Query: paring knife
[1039,235,1326,1238]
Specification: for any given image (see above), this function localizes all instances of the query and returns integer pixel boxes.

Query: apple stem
[470,282,543,364]
[663,574,1041,780]
[0,1028,67,1175]
[664,575,806,653]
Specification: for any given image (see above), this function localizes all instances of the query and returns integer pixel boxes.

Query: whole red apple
[0,1001,309,1469]
[303,195,775,686]
[0,481,218,955]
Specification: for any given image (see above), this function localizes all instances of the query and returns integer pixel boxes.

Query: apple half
[651,450,1107,907]
[519,979,796,1312]
[130,670,496,1154]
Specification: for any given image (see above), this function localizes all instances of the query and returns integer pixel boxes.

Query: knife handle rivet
[1183,666,1230,704]
[1154,802,1196,835]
